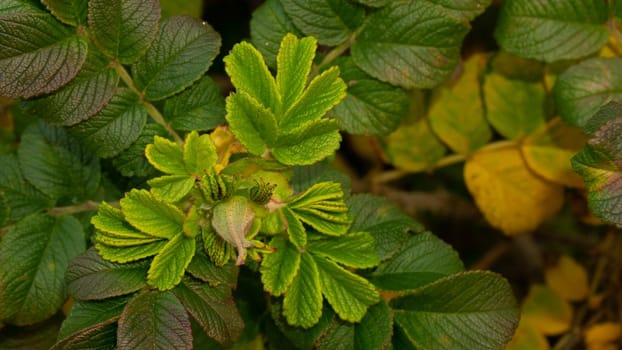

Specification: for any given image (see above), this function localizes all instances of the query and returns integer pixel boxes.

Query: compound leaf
[288,181,351,235]
[226,91,278,155]
[164,76,225,131]
[120,189,184,239]
[96,240,168,263]
[283,207,307,248]
[0,155,53,221]
[276,34,316,113]
[145,135,186,175]
[260,236,301,296]
[308,231,379,269]
[147,233,196,290]
[92,202,153,239]
[42,0,87,26]
[183,130,217,175]
[112,123,167,177]
[283,253,322,328]
[272,119,342,166]
[148,175,195,203]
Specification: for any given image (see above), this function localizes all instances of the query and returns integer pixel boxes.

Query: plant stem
[320,32,357,68]
[47,200,103,216]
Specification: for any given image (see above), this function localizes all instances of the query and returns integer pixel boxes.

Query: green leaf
[70,89,147,158]
[283,253,323,328]
[348,194,424,261]
[391,271,519,350]
[41,0,87,26]
[291,162,352,196]
[224,41,279,113]
[273,119,342,166]
[288,181,351,235]
[0,7,88,97]
[315,256,379,323]
[211,196,255,265]
[96,230,163,247]
[282,207,307,248]
[352,0,389,7]
[146,135,186,175]
[261,236,301,296]
[225,91,278,156]
[161,0,203,18]
[118,290,192,350]
[147,233,196,290]
[483,73,547,139]
[18,121,100,201]
[22,47,119,126]
[0,154,53,221]
[120,189,184,239]
[371,232,464,291]
[351,1,469,89]
[66,247,148,300]
[88,0,160,64]
[54,322,117,350]
[0,192,7,226]
[112,123,167,177]
[270,300,334,349]
[187,249,238,288]
[494,0,608,62]
[308,232,379,269]
[384,117,447,173]
[132,16,221,100]
[280,66,346,132]
[163,76,225,131]
[183,130,217,175]
[280,0,365,46]
[249,0,302,69]
[428,0,491,21]
[96,239,168,263]
[554,58,622,128]
[92,202,155,239]
[428,54,492,154]
[0,214,85,325]
[330,57,408,136]
[173,277,244,346]
[148,175,195,202]
[277,34,316,113]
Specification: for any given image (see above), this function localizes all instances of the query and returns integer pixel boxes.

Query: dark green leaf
[161,0,203,18]
[54,323,117,350]
[0,6,88,97]
[554,58,622,128]
[0,154,53,221]
[22,48,119,126]
[118,290,192,350]
[120,189,184,239]
[582,101,622,136]
[351,1,469,89]
[164,76,225,131]
[270,299,334,349]
[352,0,389,7]
[291,163,351,197]
[0,214,85,325]
[280,0,365,46]
[261,236,301,296]
[494,0,608,62]
[225,91,278,156]
[283,253,323,328]
[133,16,221,100]
[147,234,196,290]
[88,0,160,64]
[41,0,87,26]
[308,232,379,268]
[371,232,464,291]
[331,57,408,136]
[391,271,519,350]
[428,0,491,21]
[250,0,302,69]
[0,191,7,226]
[112,123,167,177]
[17,121,100,201]
[173,277,244,346]
[66,247,148,300]
[70,89,147,158]
[187,249,238,288]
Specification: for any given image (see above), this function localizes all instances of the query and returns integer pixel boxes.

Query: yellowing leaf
[522,285,573,336]
[522,117,588,188]
[544,255,589,302]
[505,318,550,350]
[384,118,446,172]
[464,146,564,235]
[585,323,622,348]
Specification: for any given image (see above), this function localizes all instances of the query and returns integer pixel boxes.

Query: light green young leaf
[42,0,87,26]
[261,236,301,296]
[494,0,608,62]
[92,202,155,239]
[250,0,302,68]
[112,123,167,177]
[18,121,100,201]
[118,291,192,350]
[280,0,365,46]
[288,181,351,235]
[120,189,184,239]
[279,66,347,132]
[277,34,316,113]
[0,7,88,97]
[145,135,186,175]
[283,207,307,248]
[0,214,85,325]
[351,1,469,89]
[283,253,323,328]
[23,48,119,126]
[163,76,225,131]
[95,230,162,247]
[554,58,622,128]
[211,196,255,265]
[88,0,160,64]
[183,205,201,239]
[148,175,195,203]
[392,271,519,350]
[308,231,379,268]
[0,155,53,221]
[291,163,352,196]
[224,41,279,113]
[225,91,278,156]
[315,256,380,323]
[147,234,196,290]
[133,16,221,100]
[70,89,147,158]
[483,73,546,139]
[272,119,342,166]
[96,240,168,263]
[183,130,217,175]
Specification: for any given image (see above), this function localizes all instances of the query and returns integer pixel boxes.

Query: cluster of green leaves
[0,0,522,349]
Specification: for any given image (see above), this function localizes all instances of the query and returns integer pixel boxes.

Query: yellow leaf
[544,255,589,302]
[522,285,573,336]
[505,318,550,350]
[384,117,446,172]
[585,323,622,347]
[522,117,588,188]
[464,145,564,235]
